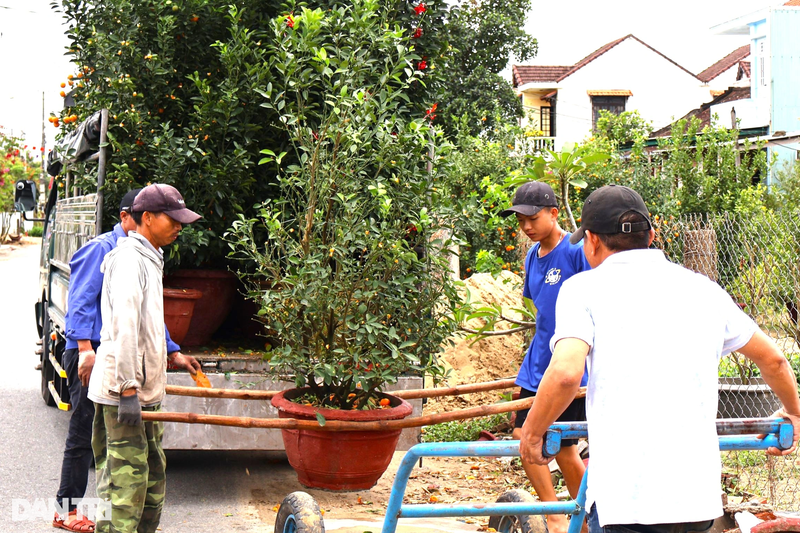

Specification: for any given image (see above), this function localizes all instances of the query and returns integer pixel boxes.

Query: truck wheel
[274,492,325,533]
[41,311,56,407]
[488,489,547,533]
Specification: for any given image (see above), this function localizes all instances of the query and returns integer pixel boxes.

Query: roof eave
[517,82,562,92]
[710,8,769,35]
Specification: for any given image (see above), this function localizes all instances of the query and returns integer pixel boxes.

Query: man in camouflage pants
[88,184,201,532]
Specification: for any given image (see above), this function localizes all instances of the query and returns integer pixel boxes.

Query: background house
[707,0,800,179]
[696,45,751,95]
[512,35,710,150]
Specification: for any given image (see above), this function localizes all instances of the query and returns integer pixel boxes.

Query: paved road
[0,243,276,533]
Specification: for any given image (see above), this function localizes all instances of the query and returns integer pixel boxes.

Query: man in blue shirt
[53,189,200,533]
[500,181,590,533]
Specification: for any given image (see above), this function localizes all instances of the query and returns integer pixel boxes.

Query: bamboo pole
[143,388,586,432]
[164,377,519,401]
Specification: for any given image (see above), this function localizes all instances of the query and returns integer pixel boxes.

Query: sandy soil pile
[426,271,529,414]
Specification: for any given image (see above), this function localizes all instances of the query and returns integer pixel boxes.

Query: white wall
[705,63,749,92]
[710,98,768,129]
[552,38,711,149]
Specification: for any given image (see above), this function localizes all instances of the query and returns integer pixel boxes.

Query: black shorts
[514,387,586,447]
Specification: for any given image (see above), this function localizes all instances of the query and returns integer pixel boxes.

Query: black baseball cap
[499,181,558,218]
[132,183,201,224]
[119,188,143,213]
[570,185,652,244]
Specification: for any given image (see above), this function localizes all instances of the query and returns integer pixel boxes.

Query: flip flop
[53,510,95,532]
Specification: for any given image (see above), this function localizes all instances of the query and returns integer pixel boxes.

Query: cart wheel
[274,491,325,533]
[488,489,547,533]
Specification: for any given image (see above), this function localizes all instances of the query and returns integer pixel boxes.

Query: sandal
[53,510,95,532]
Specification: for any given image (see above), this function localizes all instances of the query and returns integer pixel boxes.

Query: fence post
[683,229,718,282]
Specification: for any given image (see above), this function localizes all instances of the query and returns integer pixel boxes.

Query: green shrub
[27,225,44,237]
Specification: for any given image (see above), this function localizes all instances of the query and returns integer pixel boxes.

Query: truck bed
[163,351,423,451]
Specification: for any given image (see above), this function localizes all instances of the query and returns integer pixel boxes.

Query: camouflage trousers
[92,403,166,533]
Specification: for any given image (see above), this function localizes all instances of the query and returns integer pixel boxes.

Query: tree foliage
[53,0,447,269]
[437,0,537,138]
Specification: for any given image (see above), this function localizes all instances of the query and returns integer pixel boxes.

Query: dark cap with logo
[132,183,201,224]
[569,184,651,244]
[119,188,143,213]
[499,181,558,218]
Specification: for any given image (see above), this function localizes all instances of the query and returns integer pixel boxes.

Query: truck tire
[487,489,547,533]
[274,492,325,533]
[41,310,57,407]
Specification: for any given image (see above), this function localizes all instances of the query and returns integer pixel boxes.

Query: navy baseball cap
[119,188,143,213]
[570,185,651,244]
[132,183,201,224]
[499,181,558,218]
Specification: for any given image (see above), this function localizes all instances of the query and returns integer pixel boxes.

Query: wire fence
[655,212,800,510]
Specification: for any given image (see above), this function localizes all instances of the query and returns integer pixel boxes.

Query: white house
[512,34,710,150]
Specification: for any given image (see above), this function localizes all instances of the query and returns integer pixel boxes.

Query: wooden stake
[165,377,520,401]
[144,388,586,432]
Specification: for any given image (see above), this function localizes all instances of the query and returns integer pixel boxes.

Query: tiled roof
[587,90,633,97]
[737,61,751,81]
[784,0,800,6]
[650,86,751,137]
[512,35,697,87]
[512,65,571,86]
[697,45,750,83]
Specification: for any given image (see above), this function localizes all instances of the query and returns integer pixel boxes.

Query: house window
[540,107,551,136]
[591,95,627,130]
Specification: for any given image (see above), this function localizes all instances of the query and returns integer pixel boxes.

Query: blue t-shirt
[516,234,590,391]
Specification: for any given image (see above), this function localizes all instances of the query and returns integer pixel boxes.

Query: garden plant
[226,0,461,411]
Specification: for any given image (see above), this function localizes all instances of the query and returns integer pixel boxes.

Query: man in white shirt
[519,184,800,533]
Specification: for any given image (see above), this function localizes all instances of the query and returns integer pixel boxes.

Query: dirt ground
[247,452,533,532]
[0,234,40,260]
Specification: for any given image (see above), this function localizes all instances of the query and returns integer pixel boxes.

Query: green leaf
[315,412,326,426]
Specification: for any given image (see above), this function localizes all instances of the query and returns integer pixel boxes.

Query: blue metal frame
[381,419,794,533]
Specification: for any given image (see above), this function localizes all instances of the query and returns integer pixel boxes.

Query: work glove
[118,393,142,426]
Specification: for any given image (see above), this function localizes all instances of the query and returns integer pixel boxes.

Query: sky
[0,0,786,156]
[520,0,781,71]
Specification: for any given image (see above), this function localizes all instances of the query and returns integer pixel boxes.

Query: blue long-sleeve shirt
[64,223,180,354]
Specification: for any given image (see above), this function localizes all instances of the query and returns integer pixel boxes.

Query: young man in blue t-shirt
[500,181,590,533]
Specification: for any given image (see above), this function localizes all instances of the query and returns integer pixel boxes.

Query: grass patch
[421,413,510,443]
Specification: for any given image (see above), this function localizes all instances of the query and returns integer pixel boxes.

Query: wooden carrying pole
[142,388,586,432]
[164,377,519,401]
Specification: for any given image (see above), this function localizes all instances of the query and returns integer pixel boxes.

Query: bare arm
[520,338,590,465]
[737,329,800,455]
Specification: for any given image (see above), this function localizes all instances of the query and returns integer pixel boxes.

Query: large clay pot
[163,288,203,345]
[271,388,413,491]
[164,269,237,346]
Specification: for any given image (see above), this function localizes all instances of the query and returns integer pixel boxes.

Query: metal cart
[273,417,795,533]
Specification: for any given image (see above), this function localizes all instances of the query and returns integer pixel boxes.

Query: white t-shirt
[551,249,757,526]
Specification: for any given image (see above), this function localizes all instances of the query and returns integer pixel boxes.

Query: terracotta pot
[163,269,237,346]
[163,288,203,345]
[271,388,413,491]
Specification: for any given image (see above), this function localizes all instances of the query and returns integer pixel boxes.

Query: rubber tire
[488,489,547,533]
[41,310,57,407]
[274,491,325,533]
